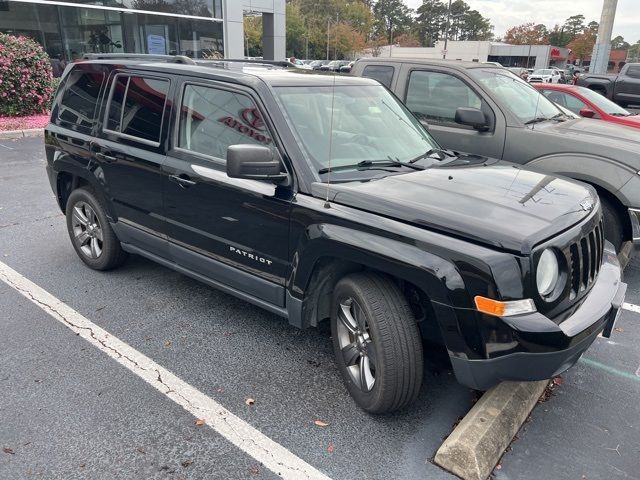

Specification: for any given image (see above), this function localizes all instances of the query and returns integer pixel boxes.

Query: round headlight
[537,249,559,297]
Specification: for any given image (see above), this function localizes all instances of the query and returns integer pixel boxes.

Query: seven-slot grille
[566,219,604,300]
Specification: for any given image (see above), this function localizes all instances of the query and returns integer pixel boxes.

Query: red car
[533,84,640,129]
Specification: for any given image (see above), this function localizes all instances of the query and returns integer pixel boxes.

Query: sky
[403,0,640,44]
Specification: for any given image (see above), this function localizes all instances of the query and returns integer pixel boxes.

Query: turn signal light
[474,296,536,317]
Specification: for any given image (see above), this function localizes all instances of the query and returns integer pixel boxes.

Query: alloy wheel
[336,297,377,392]
[71,201,103,259]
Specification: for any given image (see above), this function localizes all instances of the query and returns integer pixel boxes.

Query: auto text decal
[218,108,273,145]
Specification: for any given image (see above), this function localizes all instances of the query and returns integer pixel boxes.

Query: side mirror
[455,107,489,131]
[226,145,287,182]
[579,107,595,118]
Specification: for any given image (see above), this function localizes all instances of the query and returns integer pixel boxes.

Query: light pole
[442,0,452,59]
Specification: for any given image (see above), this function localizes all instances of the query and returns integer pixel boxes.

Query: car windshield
[534,69,553,75]
[575,86,631,115]
[274,85,440,179]
[473,69,562,124]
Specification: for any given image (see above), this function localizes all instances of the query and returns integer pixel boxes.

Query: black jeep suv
[45,55,626,413]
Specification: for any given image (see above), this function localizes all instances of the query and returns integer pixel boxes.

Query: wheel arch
[288,225,470,335]
[54,168,115,220]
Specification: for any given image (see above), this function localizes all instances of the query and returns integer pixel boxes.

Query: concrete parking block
[434,380,549,480]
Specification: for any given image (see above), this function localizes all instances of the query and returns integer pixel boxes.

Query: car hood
[312,159,597,254]
[534,116,640,167]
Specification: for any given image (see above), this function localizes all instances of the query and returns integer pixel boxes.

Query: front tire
[601,195,624,252]
[331,272,423,414]
[65,188,127,270]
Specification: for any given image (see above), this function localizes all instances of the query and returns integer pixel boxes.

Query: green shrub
[0,33,54,116]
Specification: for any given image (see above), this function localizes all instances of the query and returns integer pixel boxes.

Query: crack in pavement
[0,264,331,480]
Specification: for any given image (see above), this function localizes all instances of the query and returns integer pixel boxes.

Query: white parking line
[0,261,331,480]
[623,302,640,314]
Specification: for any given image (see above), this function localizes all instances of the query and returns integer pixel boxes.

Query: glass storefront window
[0,1,224,74]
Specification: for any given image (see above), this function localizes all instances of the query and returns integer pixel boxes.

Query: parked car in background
[45,55,626,414]
[577,63,640,107]
[320,60,350,72]
[287,58,312,70]
[528,68,562,84]
[534,84,640,129]
[352,58,640,253]
[507,67,528,80]
[339,61,354,73]
[309,60,329,70]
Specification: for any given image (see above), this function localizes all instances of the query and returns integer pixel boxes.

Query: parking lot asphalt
[1,136,640,479]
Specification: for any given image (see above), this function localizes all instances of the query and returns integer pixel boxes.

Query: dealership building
[0,0,285,65]
[379,41,571,70]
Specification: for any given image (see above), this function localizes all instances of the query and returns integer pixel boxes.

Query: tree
[611,35,630,50]
[415,0,448,47]
[587,20,599,35]
[567,31,596,65]
[461,10,493,41]
[244,16,262,57]
[328,21,366,59]
[372,0,413,45]
[393,32,421,47]
[563,14,585,37]
[285,2,308,58]
[628,41,640,62]
[503,22,548,45]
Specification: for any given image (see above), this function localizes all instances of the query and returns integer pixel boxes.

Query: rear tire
[331,272,423,414]
[600,195,624,252]
[65,187,128,270]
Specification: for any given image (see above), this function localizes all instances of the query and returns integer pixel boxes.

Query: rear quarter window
[361,65,395,88]
[57,70,105,133]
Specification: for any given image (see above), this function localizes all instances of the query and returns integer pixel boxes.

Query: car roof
[355,57,502,71]
[77,58,378,88]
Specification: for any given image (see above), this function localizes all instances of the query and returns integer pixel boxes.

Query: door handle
[95,152,117,163]
[169,174,197,188]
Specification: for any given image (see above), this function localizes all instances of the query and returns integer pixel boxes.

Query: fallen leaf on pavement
[164,340,172,347]
[249,465,260,476]
[136,447,145,454]
[181,459,193,468]
[552,376,563,386]
[3,448,15,455]
[194,418,205,427]
[314,420,329,427]
[327,443,335,453]
[614,327,624,333]
[245,398,255,406]
[495,464,502,470]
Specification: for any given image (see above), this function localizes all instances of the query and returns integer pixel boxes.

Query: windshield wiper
[610,112,632,117]
[524,116,550,125]
[408,148,456,164]
[550,112,568,121]
[318,158,425,175]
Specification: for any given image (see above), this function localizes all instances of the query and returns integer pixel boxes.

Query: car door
[614,65,640,105]
[401,68,505,158]
[163,80,292,307]
[93,72,171,258]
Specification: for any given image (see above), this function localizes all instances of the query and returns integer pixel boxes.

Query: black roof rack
[81,53,196,65]
[218,59,295,68]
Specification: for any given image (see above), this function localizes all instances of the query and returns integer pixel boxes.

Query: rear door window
[105,75,169,144]
[58,70,104,132]
[361,65,395,88]
[626,65,640,78]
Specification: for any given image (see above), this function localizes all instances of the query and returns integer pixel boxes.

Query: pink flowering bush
[0,33,54,116]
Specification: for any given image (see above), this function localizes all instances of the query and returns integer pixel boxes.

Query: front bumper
[451,242,627,390]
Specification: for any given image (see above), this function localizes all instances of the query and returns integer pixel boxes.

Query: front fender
[525,153,636,207]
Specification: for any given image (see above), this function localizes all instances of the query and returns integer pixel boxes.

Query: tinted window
[406,70,482,124]
[58,71,104,131]
[178,85,273,161]
[626,65,640,78]
[361,65,395,88]
[106,75,169,143]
